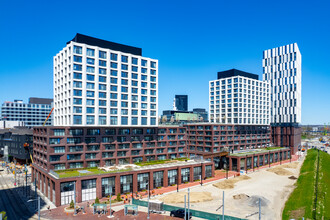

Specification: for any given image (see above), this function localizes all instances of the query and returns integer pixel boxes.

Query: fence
[132,198,245,220]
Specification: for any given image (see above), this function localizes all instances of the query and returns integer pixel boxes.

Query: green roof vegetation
[135,157,189,166]
[230,147,286,157]
[283,149,330,219]
[55,167,132,179]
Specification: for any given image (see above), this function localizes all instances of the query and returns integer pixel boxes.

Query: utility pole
[107,188,113,218]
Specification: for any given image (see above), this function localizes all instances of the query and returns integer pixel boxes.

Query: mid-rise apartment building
[53,33,158,126]
[209,69,270,125]
[1,98,53,127]
[173,95,188,111]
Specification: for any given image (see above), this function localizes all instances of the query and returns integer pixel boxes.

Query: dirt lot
[154,161,303,220]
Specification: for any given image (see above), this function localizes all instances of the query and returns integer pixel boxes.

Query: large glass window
[86,115,95,125]
[153,171,164,188]
[120,175,133,194]
[137,173,149,191]
[168,169,177,185]
[73,46,82,54]
[181,168,190,183]
[60,182,75,205]
[81,179,96,202]
[86,48,95,56]
[193,166,201,180]
[102,177,115,197]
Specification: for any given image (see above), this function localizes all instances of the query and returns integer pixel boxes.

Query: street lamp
[107,188,113,218]
[146,180,150,219]
[27,196,40,220]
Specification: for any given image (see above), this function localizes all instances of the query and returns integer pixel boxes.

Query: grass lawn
[230,147,285,156]
[55,167,132,178]
[282,149,330,219]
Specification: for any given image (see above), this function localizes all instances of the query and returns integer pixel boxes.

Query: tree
[95,197,100,204]
[69,200,74,209]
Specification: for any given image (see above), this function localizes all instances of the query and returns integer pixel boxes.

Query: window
[73,89,82,96]
[99,116,106,125]
[110,101,117,107]
[121,117,128,125]
[99,92,106,98]
[73,106,82,113]
[121,55,128,63]
[132,73,138,79]
[73,55,82,63]
[110,116,117,125]
[86,107,94,113]
[86,91,94,97]
[111,62,117,68]
[131,117,138,125]
[73,46,82,54]
[86,99,94,105]
[151,61,156,68]
[73,64,82,71]
[86,48,95,56]
[110,93,117,99]
[99,51,107,59]
[142,117,147,125]
[99,100,106,106]
[99,76,106,82]
[86,66,94,73]
[110,85,117,92]
[73,115,82,125]
[132,57,138,65]
[87,58,94,65]
[150,69,156,75]
[86,83,94,89]
[73,72,82,79]
[141,59,147,67]
[121,64,128,70]
[141,68,147,74]
[121,71,128,78]
[99,60,106,67]
[132,66,138,72]
[110,70,117,76]
[110,77,117,84]
[86,115,95,125]
[121,79,128,85]
[110,53,117,61]
[73,98,82,105]
[99,84,106,90]
[110,108,117,114]
[54,146,65,153]
[99,68,106,75]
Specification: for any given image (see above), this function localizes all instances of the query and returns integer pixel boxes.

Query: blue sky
[0,0,329,125]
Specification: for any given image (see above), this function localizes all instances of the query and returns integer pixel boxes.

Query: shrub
[95,197,100,204]
[116,193,122,202]
[69,200,74,209]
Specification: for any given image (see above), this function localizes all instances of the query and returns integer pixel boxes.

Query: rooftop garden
[230,146,287,157]
[54,167,132,179]
[134,157,190,166]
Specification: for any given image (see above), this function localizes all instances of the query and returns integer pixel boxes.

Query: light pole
[187,188,190,220]
[147,180,150,219]
[107,188,113,218]
[27,196,40,220]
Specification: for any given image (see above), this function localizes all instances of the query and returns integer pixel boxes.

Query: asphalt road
[0,173,34,220]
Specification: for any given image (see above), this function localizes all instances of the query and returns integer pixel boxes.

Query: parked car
[170,209,192,219]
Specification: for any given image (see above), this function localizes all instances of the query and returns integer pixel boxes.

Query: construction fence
[132,198,245,220]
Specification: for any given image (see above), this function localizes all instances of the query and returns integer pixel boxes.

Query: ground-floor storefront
[31,161,214,207]
[228,148,291,171]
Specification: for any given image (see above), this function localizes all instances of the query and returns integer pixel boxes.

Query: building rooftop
[217,69,259,80]
[230,147,289,157]
[67,33,142,56]
[51,158,211,179]
[29,97,53,105]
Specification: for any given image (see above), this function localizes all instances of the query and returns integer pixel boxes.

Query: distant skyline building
[173,95,188,111]
[0,98,53,127]
[53,33,158,126]
[209,69,269,125]
[262,43,301,125]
